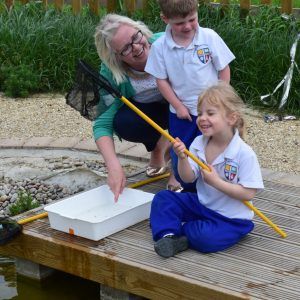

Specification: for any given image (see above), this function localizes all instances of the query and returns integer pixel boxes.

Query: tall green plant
[197,5,299,114]
[0,2,100,93]
[0,2,299,114]
[142,4,299,114]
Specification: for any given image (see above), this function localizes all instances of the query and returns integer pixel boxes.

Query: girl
[150,82,264,258]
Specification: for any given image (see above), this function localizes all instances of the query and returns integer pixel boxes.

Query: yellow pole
[243,201,287,238]
[18,212,48,225]
[120,96,287,238]
[128,173,170,189]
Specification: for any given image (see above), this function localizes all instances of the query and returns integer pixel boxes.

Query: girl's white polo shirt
[189,131,264,220]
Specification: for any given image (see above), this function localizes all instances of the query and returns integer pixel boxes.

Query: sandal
[166,184,184,193]
[146,166,167,177]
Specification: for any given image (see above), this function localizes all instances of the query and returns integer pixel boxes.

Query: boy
[145,0,235,191]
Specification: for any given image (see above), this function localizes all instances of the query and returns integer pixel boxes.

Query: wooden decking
[0,173,299,300]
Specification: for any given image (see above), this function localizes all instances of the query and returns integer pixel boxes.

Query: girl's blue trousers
[150,190,254,253]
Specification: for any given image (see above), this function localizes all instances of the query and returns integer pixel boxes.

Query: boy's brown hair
[158,0,198,19]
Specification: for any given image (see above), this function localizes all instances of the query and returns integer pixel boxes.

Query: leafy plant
[8,191,40,216]
[0,2,299,114]
[1,64,40,97]
[0,2,100,93]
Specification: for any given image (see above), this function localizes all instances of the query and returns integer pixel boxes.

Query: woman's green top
[93,32,164,141]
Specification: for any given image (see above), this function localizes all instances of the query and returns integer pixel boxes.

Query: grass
[8,191,40,216]
[0,2,101,92]
[141,3,300,115]
[0,1,299,115]
[213,0,300,8]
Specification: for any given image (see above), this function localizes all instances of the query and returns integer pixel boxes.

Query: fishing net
[0,217,22,245]
[66,60,113,121]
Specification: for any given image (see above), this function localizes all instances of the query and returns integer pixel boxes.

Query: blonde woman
[94,14,182,201]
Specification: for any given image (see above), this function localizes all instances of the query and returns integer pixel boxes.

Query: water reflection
[0,257,17,300]
[0,257,99,300]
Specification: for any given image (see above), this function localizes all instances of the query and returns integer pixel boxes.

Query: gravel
[0,92,299,217]
[0,93,93,139]
[0,177,76,216]
[0,92,299,175]
[0,152,142,217]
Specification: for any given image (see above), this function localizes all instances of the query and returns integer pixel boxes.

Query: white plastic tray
[44,185,154,241]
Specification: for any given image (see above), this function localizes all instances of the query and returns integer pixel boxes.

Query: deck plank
[0,177,299,299]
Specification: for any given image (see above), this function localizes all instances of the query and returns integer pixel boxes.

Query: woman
[94,14,182,201]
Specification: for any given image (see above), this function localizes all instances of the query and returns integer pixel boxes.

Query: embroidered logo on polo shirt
[224,161,238,181]
[196,45,211,64]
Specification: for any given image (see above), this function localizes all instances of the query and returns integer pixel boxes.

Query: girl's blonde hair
[94,14,153,85]
[197,82,246,138]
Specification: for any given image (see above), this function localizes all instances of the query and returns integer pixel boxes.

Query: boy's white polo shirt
[145,25,235,116]
[188,131,264,220]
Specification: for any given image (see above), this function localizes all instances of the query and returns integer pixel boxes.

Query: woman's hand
[96,136,126,202]
[107,161,126,202]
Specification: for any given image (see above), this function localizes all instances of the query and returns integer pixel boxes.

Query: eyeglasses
[119,30,144,56]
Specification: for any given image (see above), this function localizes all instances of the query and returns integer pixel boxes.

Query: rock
[0,195,8,202]
[0,176,79,216]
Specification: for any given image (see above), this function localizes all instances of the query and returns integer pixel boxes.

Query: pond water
[0,257,99,300]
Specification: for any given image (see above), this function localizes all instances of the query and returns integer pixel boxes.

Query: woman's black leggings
[113,100,169,152]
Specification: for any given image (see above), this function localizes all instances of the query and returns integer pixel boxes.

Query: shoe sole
[154,236,188,258]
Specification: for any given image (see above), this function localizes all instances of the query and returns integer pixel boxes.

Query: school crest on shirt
[196,45,211,64]
[224,160,238,181]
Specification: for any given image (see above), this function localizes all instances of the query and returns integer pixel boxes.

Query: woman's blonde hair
[94,14,153,85]
[197,82,246,138]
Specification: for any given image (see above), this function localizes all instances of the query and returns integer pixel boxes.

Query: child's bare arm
[173,138,195,182]
[218,65,231,83]
[201,166,257,201]
[157,79,192,121]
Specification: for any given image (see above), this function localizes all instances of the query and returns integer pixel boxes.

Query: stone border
[0,137,150,163]
[1,137,299,187]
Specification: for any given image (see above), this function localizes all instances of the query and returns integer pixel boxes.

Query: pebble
[0,157,140,218]
[0,178,77,217]
[0,158,110,217]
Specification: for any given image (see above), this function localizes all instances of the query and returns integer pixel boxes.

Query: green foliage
[218,7,300,114]
[141,4,300,114]
[220,0,300,7]
[1,64,39,97]
[137,0,164,31]
[8,191,40,216]
[201,5,300,115]
[0,2,100,94]
[0,2,299,114]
